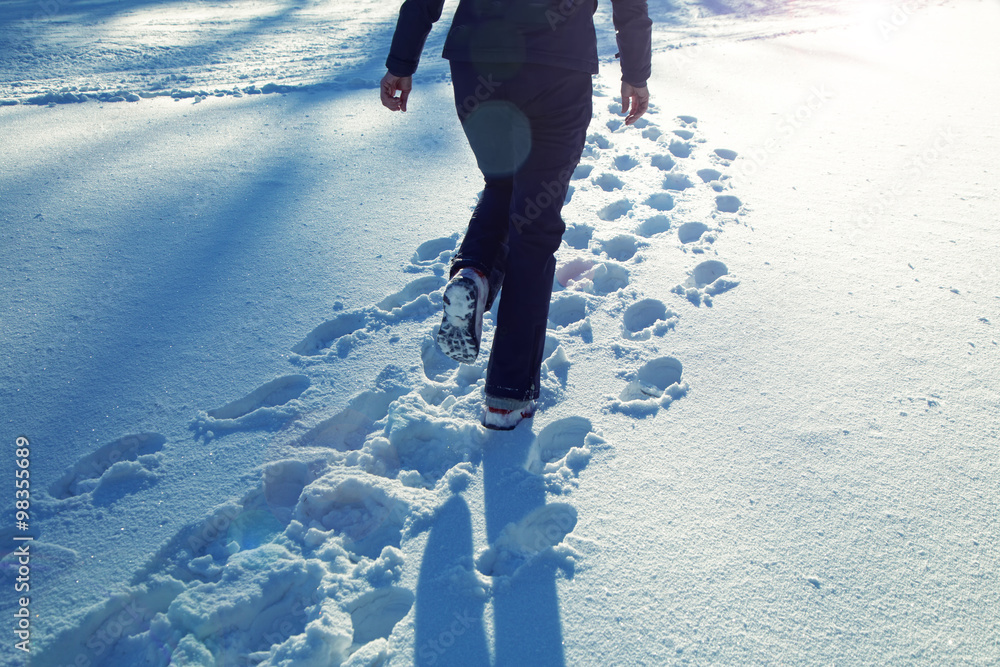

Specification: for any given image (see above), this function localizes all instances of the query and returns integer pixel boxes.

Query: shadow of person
[414,495,490,666]
[481,427,568,667]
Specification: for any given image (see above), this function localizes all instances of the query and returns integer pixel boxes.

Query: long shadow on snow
[0,59,469,493]
[3,1,302,80]
[414,427,568,666]
[485,427,568,666]
[414,495,491,666]
[0,0,293,31]
[0,100,343,541]
[0,0,404,100]
[1,69,477,641]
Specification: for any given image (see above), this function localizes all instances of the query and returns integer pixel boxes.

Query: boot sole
[437,276,482,364]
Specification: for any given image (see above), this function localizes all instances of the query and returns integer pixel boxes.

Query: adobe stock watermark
[511,168,574,234]
[526,510,575,553]
[23,0,75,36]
[665,41,709,73]
[417,609,476,665]
[456,75,501,121]
[12,437,32,653]
[186,504,241,557]
[733,83,836,181]
[846,125,956,242]
[59,591,153,665]
[259,589,324,649]
[875,0,931,41]
[546,0,591,30]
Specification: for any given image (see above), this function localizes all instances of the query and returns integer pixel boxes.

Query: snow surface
[2,0,999,665]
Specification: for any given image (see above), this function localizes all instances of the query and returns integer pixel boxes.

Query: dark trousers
[449,60,592,402]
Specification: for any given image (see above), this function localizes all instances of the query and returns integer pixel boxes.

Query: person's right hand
[621,82,649,125]
[380,72,412,112]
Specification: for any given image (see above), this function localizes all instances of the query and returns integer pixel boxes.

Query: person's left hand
[621,82,649,126]
[380,72,412,112]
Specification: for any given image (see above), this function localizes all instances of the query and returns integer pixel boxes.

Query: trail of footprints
[560,91,746,409]
[34,85,747,664]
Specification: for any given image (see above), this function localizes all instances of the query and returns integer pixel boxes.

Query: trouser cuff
[484,394,533,410]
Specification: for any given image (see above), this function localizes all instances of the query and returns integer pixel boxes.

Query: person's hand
[621,82,649,125]
[380,72,412,112]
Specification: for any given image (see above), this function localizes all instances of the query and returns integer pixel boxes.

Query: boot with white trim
[482,399,536,431]
[437,267,489,364]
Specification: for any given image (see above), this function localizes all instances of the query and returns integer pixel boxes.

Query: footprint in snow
[571,164,594,180]
[193,374,311,439]
[636,214,671,238]
[592,172,624,192]
[622,298,678,340]
[677,115,698,126]
[642,125,662,141]
[667,139,692,159]
[613,154,640,171]
[557,259,629,295]
[409,234,457,268]
[677,221,716,252]
[651,154,676,171]
[376,275,445,315]
[697,168,728,192]
[475,503,578,578]
[644,192,674,212]
[586,133,612,150]
[524,417,608,494]
[671,259,739,306]
[562,222,594,250]
[348,587,415,646]
[47,432,166,502]
[546,292,593,342]
[421,335,460,383]
[547,292,589,329]
[662,172,693,191]
[609,356,689,416]
[556,257,598,287]
[673,129,695,140]
[586,262,630,295]
[598,198,632,221]
[593,233,644,262]
[209,375,310,421]
[292,309,367,357]
[292,278,444,358]
[714,148,738,161]
[697,168,722,183]
[296,370,408,450]
[716,194,743,214]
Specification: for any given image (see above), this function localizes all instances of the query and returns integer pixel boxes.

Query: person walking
[380,0,651,429]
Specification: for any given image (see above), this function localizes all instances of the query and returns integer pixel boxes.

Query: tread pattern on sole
[437,276,482,364]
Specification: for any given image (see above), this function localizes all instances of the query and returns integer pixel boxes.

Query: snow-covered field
[2,0,998,664]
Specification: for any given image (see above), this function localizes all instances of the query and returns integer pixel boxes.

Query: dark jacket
[386,0,652,87]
